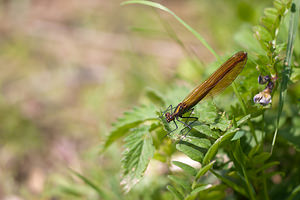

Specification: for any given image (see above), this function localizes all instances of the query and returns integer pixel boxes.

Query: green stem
[121,0,219,58]
[232,82,258,144]
[263,172,270,200]
[272,0,299,153]
[242,166,256,200]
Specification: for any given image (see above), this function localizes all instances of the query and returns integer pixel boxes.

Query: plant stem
[263,173,270,200]
[242,166,256,200]
[272,0,299,153]
[232,82,258,144]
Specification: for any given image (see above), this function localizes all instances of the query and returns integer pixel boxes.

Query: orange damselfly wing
[163,51,247,134]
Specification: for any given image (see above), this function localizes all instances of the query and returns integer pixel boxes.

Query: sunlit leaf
[193,124,220,139]
[181,136,211,149]
[172,161,197,176]
[176,143,204,162]
[195,161,215,180]
[209,113,231,131]
[121,125,155,192]
[237,114,251,126]
[103,104,157,150]
[274,0,285,11]
[253,25,273,42]
[195,101,218,124]
[203,128,238,165]
[190,184,211,196]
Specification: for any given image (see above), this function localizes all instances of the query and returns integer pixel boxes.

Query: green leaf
[220,128,240,143]
[210,170,248,197]
[252,152,271,164]
[287,185,300,200]
[167,185,184,200]
[261,16,276,33]
[274,0,285,11]
[121,125,155,192]
[232,140,248,166]
[193,124,220,139]
[176,143,204,162]
[231,130,246,141]
[290,67,300,82]
[103,104,157,150]
[190,184,211,196]
[262,8,279,33]
[248,144,262,158]
[195,101,218,124]
[264,7,278,22]
[273,1,299,153]
[195,161,215,180]
[202,128,239,165]
[121,0,218,58]
[275,42,287,54]
[209,113,231,131]
[172,161,197,176]
[254,25,273,42]
[181,136,211,149]
[202,140,220,165]
[255,161,280,173]
[168,175,191,192]
[236,114,251,126]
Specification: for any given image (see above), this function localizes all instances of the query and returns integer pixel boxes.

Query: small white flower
[253,90,272,105]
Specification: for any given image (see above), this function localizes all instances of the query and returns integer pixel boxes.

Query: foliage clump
[101,0,300,199]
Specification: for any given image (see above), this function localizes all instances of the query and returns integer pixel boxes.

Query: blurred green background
[0,0,288,199]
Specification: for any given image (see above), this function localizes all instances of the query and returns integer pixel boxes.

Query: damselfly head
[165,112,174,123]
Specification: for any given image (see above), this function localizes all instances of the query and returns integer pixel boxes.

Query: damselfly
[162,51,247,135]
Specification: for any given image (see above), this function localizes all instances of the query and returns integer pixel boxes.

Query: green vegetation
[103,0,300,199]
[0,0,299,199]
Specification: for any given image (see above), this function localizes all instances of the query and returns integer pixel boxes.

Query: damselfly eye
[165,112,171,122]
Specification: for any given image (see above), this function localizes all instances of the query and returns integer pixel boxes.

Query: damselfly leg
[163,120,178,138]
[160,105,173,118]
[160,105,180,138]
[177,108,198,136]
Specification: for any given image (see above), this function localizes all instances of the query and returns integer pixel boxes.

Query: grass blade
[273,0,299,153]
[121,0,218,58]
[69,169,107,198]
[167,185,184,200]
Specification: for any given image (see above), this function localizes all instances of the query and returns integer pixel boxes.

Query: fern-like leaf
[103,104,157,150]
[121,125,155,192]
[172,161,197,176]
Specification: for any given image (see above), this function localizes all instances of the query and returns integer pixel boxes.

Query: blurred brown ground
[0,0,249,198]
